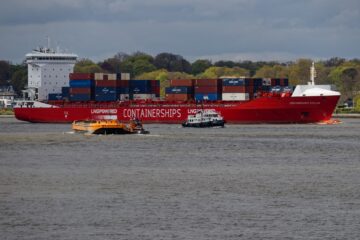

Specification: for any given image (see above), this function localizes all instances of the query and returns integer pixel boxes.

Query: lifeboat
[72,118,149,134]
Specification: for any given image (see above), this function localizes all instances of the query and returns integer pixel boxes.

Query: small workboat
[72,118,149,134]
[182,109,225,128]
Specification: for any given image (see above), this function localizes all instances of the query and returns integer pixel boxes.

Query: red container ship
[15,48,340,124]
[14,87,340,124]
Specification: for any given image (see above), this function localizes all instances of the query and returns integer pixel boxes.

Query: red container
[194,79,219,86]
[165,94,192,101]
[194,86,219,93]
[222,86,246,93]
[69,73,94,80]
[151,86,160,94]
[117,80,129,88]
[95,80,117,87]
[70,87,92,94]
[170,79,194,87]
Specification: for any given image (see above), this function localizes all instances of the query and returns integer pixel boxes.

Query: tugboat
[72,118,149,134]
[182,109,225,128]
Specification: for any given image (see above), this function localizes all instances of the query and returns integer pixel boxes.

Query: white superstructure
[25,43,77,100]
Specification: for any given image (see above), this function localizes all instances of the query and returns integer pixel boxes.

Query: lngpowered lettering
[123,108,181,118]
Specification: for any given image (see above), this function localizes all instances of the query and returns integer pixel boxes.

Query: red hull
[14,95,340,124]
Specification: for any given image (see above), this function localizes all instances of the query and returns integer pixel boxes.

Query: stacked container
[194,79,221,101]
[129,80,159,100]
[165,79,194,101]
[69,73,94,101]
[94,73,118,101]
[221,78,248,101]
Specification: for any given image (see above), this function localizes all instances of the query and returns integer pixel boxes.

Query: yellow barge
[72,119,149,134]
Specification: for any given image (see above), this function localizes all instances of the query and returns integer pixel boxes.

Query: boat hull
[14,95,340,124]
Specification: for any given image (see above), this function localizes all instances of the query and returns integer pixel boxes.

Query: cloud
[0,0,359,63]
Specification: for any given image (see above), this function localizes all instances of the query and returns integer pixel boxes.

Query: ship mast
[309,62,317,85]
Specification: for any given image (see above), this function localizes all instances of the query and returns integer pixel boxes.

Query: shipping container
[119,94,130,101]
[222,78,245,86]
[94,73,104,80]
[194,93,221,101]
[61,87,70,97]
[95,87,117,95]
[95,80,118,87]
[165,94,192,101]
[280,78,289,86]
[69,73,94,80]
[262,78,271,86]
[222,86,246,93]
[222,93,249,101]
[117,80,129,88]
[107,73,117,81]
[69,94,92,101]
[132,94,155,100]
[130,80,152,93]
[70,87,92,94]
[48,93,63,100]
[194,86,220,93]
[165,86,193,94]
[69,79,93,88]
[170,79,194,87]
[271,78,281,86]
[118,87,130,94]
[117,73,130,80]
[194,79,220,86]
[95,94,117,101]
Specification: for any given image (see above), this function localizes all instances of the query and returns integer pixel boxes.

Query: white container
[107,73,117,80]
[262,78,271,86]
[94,73,104,80]
[222,93,249,101]
[132,94,155,100]
[119,94,130,101]
[121,73,130,80]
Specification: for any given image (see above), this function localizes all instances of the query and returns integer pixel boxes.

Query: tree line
[1,52,360,104]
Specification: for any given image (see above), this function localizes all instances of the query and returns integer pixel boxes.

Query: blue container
[95,87,117,95]
[61,87,70,97]
[165,86,193,94]
[194,93,221,101]
[283,79,289,86]
[69,94,92,101]
[250,78,262,87]
[48,93,63,100]
[69,79,94,88]
[118,87,130,94]
[270,86,283,92]
[222,78,245,86]
[261,86,271,92]
[95,95,118,101]
[130,80,152,93]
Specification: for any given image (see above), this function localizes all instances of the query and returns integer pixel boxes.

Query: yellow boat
[72,119,149,134]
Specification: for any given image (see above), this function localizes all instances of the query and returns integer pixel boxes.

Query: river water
[0,117,360,239]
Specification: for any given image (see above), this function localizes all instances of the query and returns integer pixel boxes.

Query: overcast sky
[0,0,359,63]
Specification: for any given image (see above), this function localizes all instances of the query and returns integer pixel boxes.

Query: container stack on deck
[194,79,222,101]
[69,73,94,101]
[48,73,290,102]
[165,79,194,101]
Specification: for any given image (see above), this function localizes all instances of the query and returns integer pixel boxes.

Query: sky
[0,0,359,63]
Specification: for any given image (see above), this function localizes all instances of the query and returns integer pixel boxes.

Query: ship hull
[14,95,340,124]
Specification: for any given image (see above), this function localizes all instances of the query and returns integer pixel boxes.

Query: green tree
[74,59,102,73]
[199,66,249,78]
[0,60,11,86]
[154,53,191,73]
[10,67,27,94]
[191,59,212,75]
[254,65,288,78]
[288,59,312,85]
